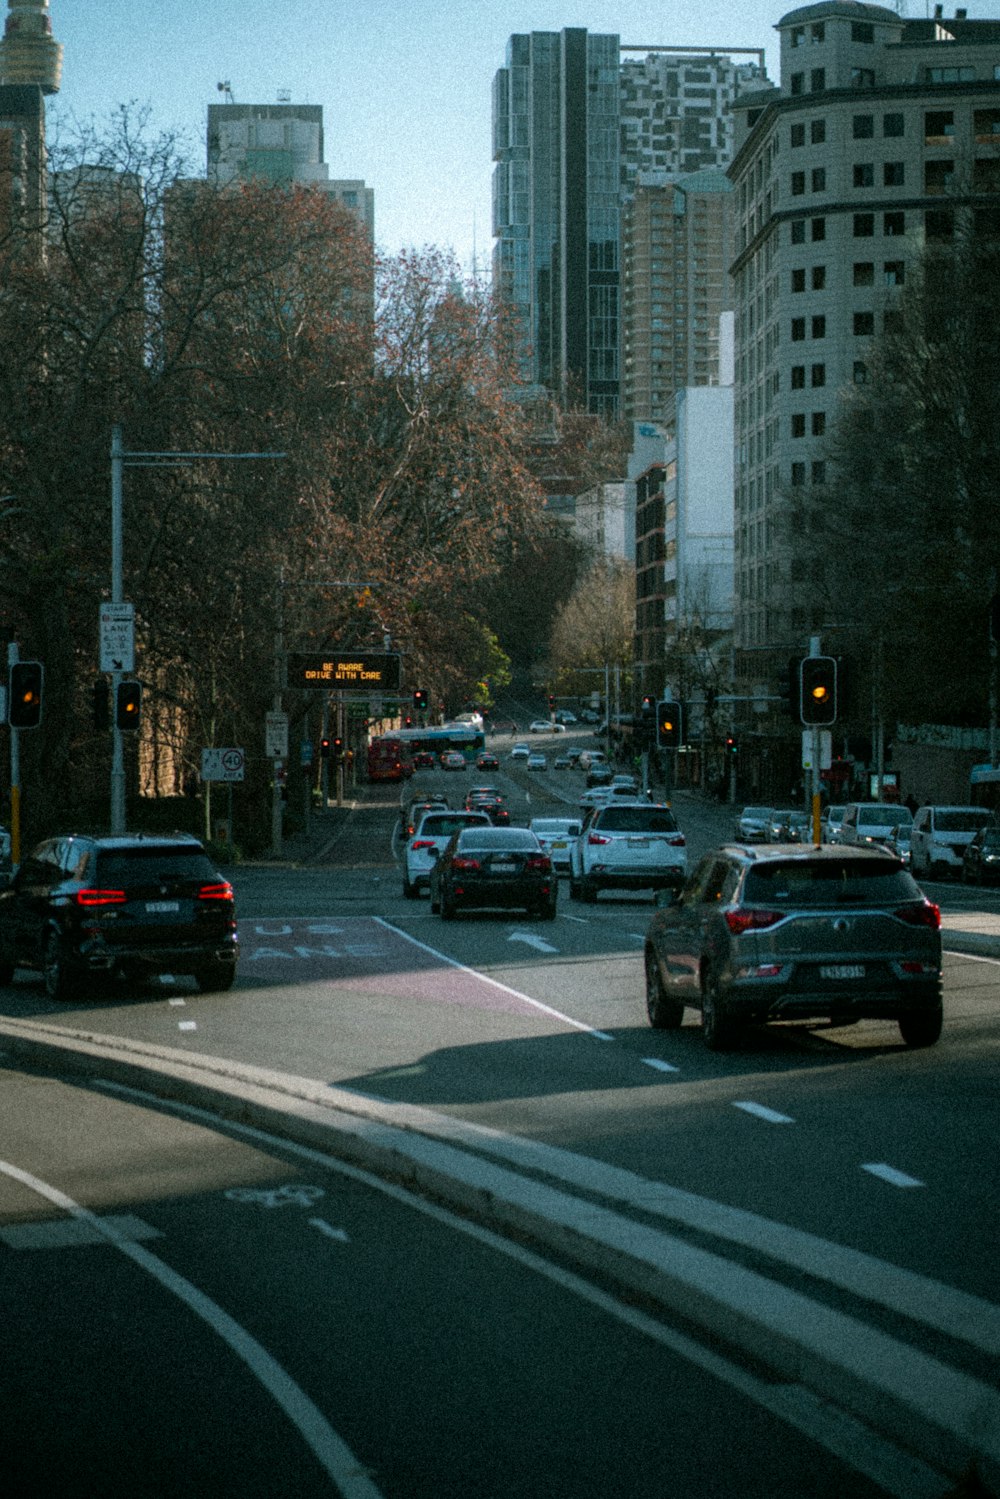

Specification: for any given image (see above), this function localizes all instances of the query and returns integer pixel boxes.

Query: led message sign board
[288,652,401,693]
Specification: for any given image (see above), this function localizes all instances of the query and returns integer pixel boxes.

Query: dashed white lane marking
[376,918,615,1040]
[862,1163,924,1189]
[309,1219,350,1243]
[0,1158,386,1499]
[642,1058,680,1074]
[168,998,186,1007]
[178,1021,197,1032]
[732,1101,795,1125]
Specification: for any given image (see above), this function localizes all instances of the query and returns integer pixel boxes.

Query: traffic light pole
[7,641,20,867]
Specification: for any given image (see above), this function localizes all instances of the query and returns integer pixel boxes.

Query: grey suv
[644,844,942,1050]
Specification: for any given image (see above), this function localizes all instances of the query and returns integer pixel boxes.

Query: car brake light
[667,834,686,847]
[412,839,436,850]
[896,900,940,929]
[74,889,127,907]
[588,832,611,845]
[725,908,783,934]
[198,881,234,901]
[526,855,551,872]
[451,857,481,871]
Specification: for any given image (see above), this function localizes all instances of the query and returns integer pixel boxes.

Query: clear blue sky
[47,0,1000,273]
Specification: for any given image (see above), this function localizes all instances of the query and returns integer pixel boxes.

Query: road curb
[1,1015,998,1494]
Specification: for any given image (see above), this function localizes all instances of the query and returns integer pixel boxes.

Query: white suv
[910,805,986,880]
[568,803,686,902]
[403,810,491,897]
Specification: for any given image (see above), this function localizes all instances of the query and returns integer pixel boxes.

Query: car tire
[403,877,418,899]
[0,960,14,986]
[536,896,557,921]
[196,961,236,994]
[43,931,74,1002]
[580,879,598,904]
[701,968,736,1051]
[440,893,455,921]
[645,948,683,1029]
[898,1006,943,1048]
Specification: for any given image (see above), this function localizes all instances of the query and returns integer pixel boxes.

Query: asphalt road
[0,749,998,1496]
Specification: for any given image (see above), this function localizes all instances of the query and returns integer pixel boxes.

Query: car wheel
[898,1006,943,1048]
[580,879,598,904]
[403,877,418,899]
[535,896,557,921]
[440,892,455,920]
[701,968,736,1051]
[645,948,683,1029]
[196,961,236,994]
[43,931,74,1002]
[0,960,14,986]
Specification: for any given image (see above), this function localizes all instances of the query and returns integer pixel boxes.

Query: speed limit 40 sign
[201,747,245,782]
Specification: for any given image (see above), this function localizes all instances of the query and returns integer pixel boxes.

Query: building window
[853,162,874,187]
[925,160,955,195]
[884,161,905,186]
[792,268,806,292]
[791,72,804,96]
[791,171,806,195]
[811,119,826,144]
[852,21,874,42]
[791,317,806,341]
[791,122,805,147]
[790,218,806,244]
[853,360,868,383]
[853,261,874,285]
[812,411,826,436]
[811,22,825,42]
[853,114,874,139]
[812,315,826,338]
[811,69,826,92]
[812,460,827,484]
[791,461,806,486]
[812,265,826,290]
[790,26,805,47]
[885,308,904,334]
[854,213,875,237]
[926,66,974,84]
[884,211,905,236]
[926,207,955,241]
[811,362,826,386]
[851,68,875,88]
[791,364,806,389]
[812,166,826,192]
[884,112,905,137]
[811,217,826,241]
[974,107,1000,142]
[925,110,955,143]
[854,311,875,335]
[791,414,806,438]
[884,260,905,286]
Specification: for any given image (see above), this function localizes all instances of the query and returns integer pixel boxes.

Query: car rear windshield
[420,814,488,836]
[744,859,919,906]
[597,807,679,833]
[95,847,216,883]
[459,830,537,852]
[858,805,912,828]
[935,811,986,832]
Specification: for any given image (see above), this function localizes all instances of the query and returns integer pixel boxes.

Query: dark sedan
[429,827,557,920]
[961,824,1000,884]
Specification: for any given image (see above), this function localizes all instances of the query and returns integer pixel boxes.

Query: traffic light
[548,693,556,711]
[800,656,837,726]
[115,680,142,731]
[640,695,655,717]
[413,688,428,712]
[778,656,803,723]
[725,734,738,755]
[8,660,43,729]
[320,737,331,759]
[332,735,344,761]
[657,700,682,749]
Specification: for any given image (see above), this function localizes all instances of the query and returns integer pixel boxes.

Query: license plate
[491,862,516,873]
[626,837,649,846]
[820,964,865,980]
[146,901,180,914]
[552,840,567,849]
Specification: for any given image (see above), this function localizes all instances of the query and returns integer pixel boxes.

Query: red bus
[366,735,413,782]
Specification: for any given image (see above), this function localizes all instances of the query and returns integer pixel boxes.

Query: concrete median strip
[1,1014,998,1491]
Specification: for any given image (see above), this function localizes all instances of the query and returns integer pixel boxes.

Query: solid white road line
[0,1158,385,1499]
[732,1101,795,1125]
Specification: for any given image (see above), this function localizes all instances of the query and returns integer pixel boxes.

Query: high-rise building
[0,0,62,96]
[728,0,1000,694]
[0,0,61,250]
[492,29,622,416]
[207,101,374,240]
[622,169,735,425]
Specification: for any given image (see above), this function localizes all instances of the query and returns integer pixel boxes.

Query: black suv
[0,833,238,1000]
[644,844,942,1050]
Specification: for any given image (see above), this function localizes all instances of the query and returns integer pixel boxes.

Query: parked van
[839,802,913,848]
[910,805,986,880]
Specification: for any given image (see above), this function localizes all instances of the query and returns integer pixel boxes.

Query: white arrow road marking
[642,1058,680,1074]
[309,1219,351,1243]
[508,931,559,954]
[862,1163,924,1188]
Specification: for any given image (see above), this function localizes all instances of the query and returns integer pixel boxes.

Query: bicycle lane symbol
[223,1183,351,1243]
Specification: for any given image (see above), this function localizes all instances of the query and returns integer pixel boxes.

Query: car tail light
[74,889,127,907]
[411,839,436,851]
[198,881,234,901]
[896,900,940,930]
[588,832,611,845]
[451,856,481,871]
[667,834,686,847]
[725,908,783,934]
[526,854,551,872]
